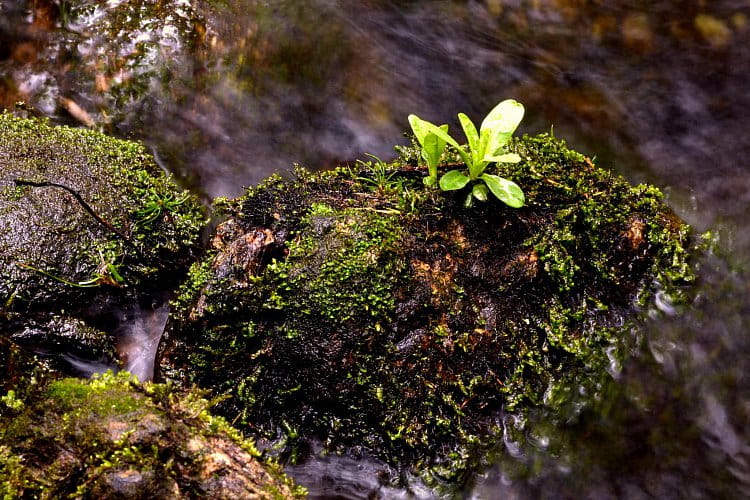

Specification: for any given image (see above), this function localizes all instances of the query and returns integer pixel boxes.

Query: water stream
[3,0,750,497]
[58,302,169,382]
[114,303,170,382]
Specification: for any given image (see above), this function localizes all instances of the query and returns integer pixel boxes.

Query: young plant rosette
[408,99,526,208]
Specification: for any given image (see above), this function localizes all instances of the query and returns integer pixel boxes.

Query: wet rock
[157,134,694,482]
[9,315,117,374]
[0,112,204,374]
[0,336,50,390]
[0,371,302,498]
[0,0,207,126]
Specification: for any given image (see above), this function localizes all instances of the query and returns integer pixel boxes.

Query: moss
[0,371,302,498]
[46,374,141,416]
[174,258,216,312]
[160,132,694,484]
[269,204,404,322]
[0,112,205,316]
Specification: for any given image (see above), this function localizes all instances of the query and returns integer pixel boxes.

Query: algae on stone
[158,133,694,482]
[0,371,303,498]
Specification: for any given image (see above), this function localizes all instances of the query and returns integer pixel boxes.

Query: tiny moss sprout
[352,154,402,196]
[135,190,190,227]
[409,99,526,208]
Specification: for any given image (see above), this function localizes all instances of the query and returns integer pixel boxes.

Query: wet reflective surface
[3,0,750,497]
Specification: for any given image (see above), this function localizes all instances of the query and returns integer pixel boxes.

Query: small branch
[13,179,144,258]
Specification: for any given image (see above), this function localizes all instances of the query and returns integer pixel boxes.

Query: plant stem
[13,179,144,258]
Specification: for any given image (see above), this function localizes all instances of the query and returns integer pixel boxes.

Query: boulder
[0,112,204,373]
[157,133,694,481]
[0,371,302,498]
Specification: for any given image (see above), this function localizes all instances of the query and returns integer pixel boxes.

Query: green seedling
[18,249,125,288]
[408,99,525,208]
[353,154,402,196]
[408,117,449,187]
[135,191,189,226]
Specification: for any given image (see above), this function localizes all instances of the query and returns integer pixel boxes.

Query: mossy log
[157,134,694,481]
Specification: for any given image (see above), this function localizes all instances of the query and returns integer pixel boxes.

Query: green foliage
[408,99,526,207]
[353,154,403,196]
[134,190,190,227]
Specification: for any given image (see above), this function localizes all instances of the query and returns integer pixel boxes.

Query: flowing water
[2,0,750,497]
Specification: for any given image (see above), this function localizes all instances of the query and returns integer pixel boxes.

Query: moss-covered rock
[0,112,204,369]
[0,371,302,498]
[157,133,694,482]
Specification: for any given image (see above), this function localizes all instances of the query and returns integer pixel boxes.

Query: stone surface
[0,112,204,374]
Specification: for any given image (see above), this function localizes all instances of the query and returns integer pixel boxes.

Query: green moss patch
[0,371,302,498]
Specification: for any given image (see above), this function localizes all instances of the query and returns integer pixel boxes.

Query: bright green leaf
[410,116,449,184]
[481,173,525,208]
[472,183,489,202]
[464,192,474,208]
[475,129,491,170]
[480,99,524,156]
[423,133,438,166]
[458,113,479,155]
[408,114,428,146]
[423,130,448,168]
[419,121,471,167]
[439,170,471,191]
[459,112,487,175]
[484,152,521,164]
